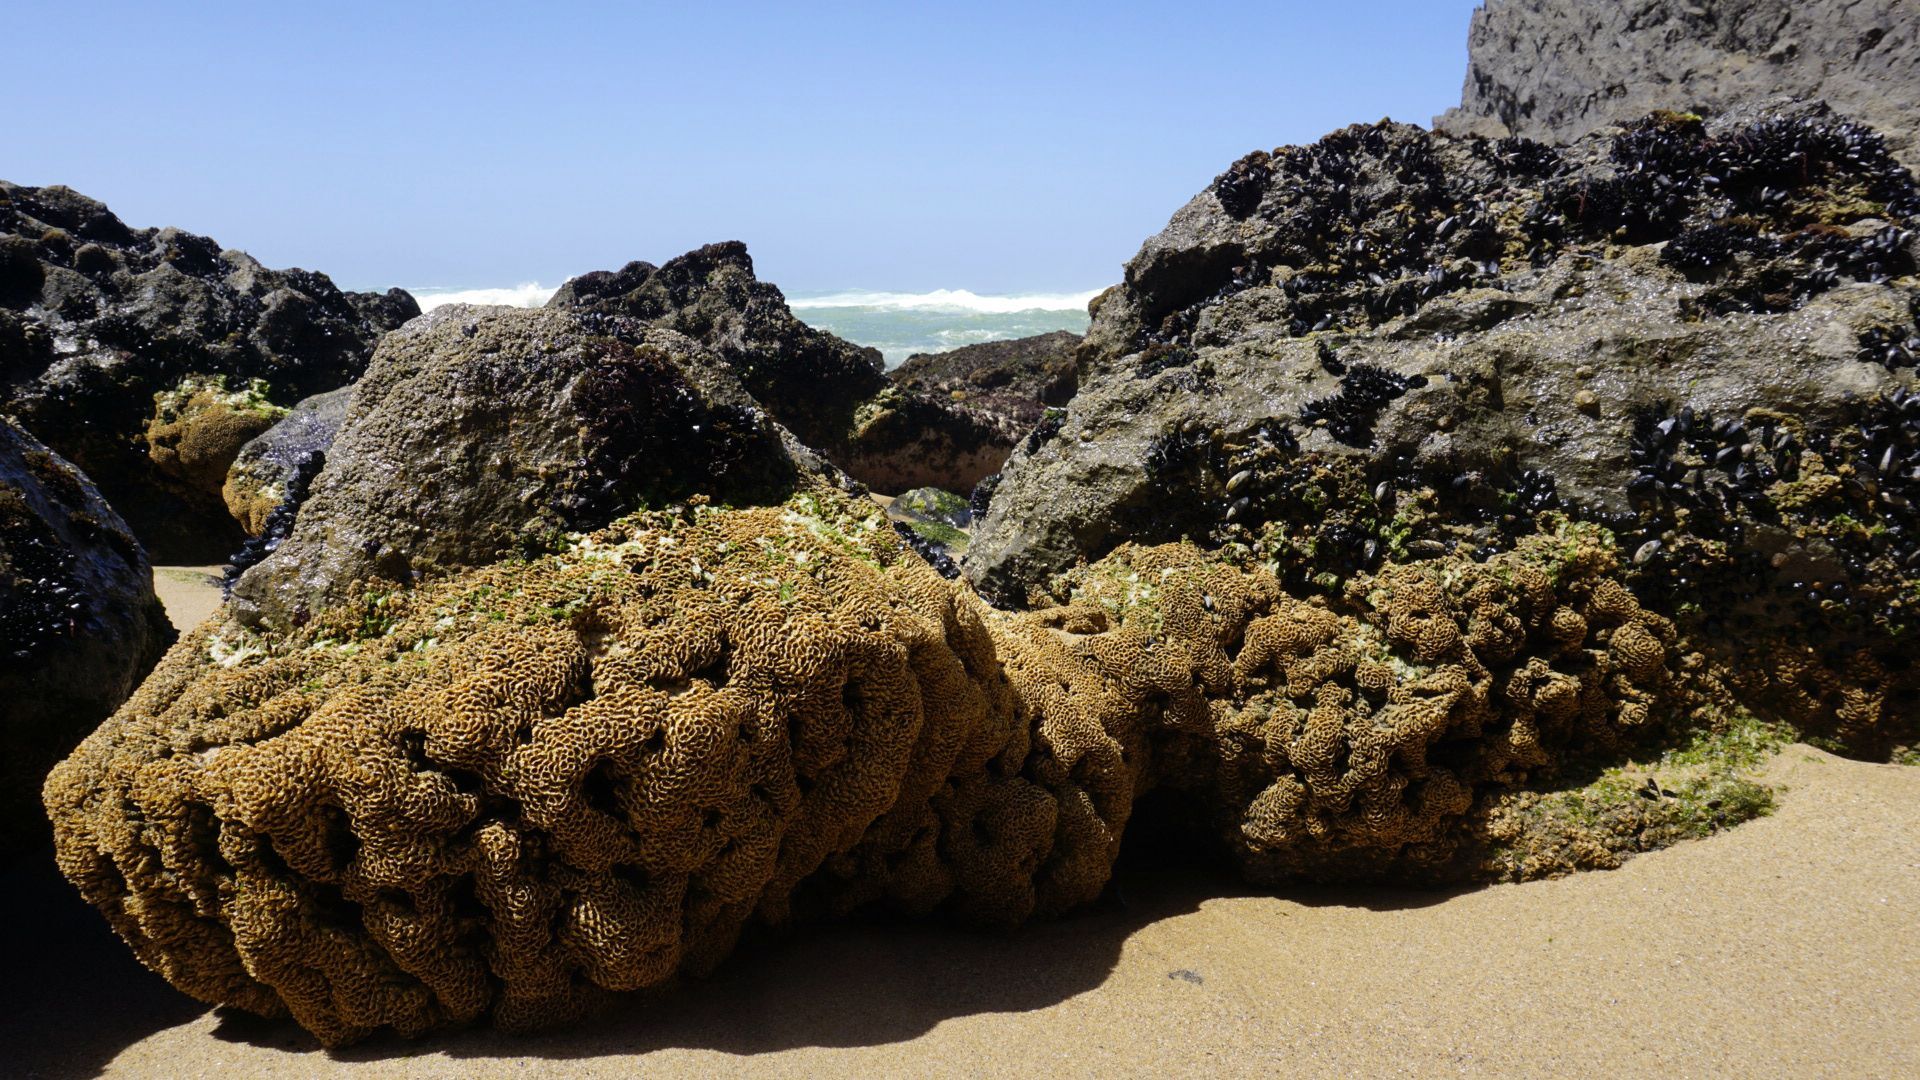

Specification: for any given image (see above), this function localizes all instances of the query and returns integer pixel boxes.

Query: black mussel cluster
[1859,322,1920,371]
[1660,223,1773,275]
[1626,406,1796,534]
[1020,408,1067,455]
[224,449,325,592]
[1839,388,1920,579]
[891,520,960,579]
[1298,354,1426,447]
[1149,122,1525,349]
[1133,344,1197,380]
[0,513,87,662]
[1159,110,1919,360]
[1211,151,1272,219]
[967,470,1001,522]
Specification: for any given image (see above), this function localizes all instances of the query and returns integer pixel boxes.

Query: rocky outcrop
[550,242,1014,493]
[2,416,170,849]
[967,106,1920,756]
[885,485,973,575]
[226,305,842,631]
[888,330,1082,438]
[1437,0,1920,171]
[222,386,352,537]
[0,182,418,561]
[48,483,1728,1044]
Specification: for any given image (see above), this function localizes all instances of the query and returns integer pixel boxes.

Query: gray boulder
[966,107,1920,754]
[1,416,171,849]
[1436,0,1920,171]
[227,305,842,630]
[222,386,353,536]
[0,181,417,561]
[551,242,1015,494]
[889,329,1084,440]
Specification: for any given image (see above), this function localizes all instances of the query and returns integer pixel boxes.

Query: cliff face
[1437,0,1920,170]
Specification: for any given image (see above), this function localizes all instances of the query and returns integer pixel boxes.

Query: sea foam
[410,282,559,312]
[786,288,1102,315]
[403,282,1099,367]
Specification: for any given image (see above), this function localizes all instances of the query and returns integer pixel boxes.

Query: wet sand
[3,746,1915,1079]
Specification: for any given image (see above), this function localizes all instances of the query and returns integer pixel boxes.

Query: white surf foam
[409,282,559,312]
[786,288,1103,314]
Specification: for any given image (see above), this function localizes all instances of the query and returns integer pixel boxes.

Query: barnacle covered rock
[225,305,836,631]
[550,242,1018,494]
[888,330,1083,441]
[1044,518,1686,882]
[222,386,351,537]
[48,489,1716,1043]
[2,416,170,849]
[144,375,287,522]
[0,181,416,560]
[966,104,1920,755]
[1437,0,1920,173]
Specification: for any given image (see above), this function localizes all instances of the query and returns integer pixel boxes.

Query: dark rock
[889,330,1083,438]
[1,416,170,849]
[0,181,418,561]
[223,386,353,536]
[1436,0,1920,171]
[550,242,1013,493]
[966,107,1920,753]
[885,486,972,574]
[227,305,843,630]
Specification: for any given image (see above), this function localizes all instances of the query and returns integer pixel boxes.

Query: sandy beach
[151,566,225,633]
[3,742,1913,1080]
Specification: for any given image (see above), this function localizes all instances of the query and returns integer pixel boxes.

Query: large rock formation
[967,105,1920,755]
[48,481,1732,1044]
[2,416,170,849]
[1437,0,1920,171]
[226,305,840,630]
[888,329,1082,439]
[550,243,1015,493]
[0,182,418,560]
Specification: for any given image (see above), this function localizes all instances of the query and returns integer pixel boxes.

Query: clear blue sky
[6,2,1481,295]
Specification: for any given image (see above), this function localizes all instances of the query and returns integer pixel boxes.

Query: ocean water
[786,289,1099,367]
[409,284,1099,369]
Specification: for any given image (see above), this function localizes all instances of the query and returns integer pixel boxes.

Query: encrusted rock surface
[223,386,352,537]
[968,106,1920,755]
[0,181,417,560]
[1437,0,1920,171]
[47,483,1724,1043]
[227,305,837,631]
[550,242,1014,493]
[889,330,1082,439]
[2,416,170,849]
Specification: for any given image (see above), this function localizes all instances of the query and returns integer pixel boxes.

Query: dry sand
[3,746,1915,1079]
[151,566,225,632]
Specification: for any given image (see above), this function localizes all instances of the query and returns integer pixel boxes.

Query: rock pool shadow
[0,845,206,1080]
[209,847,1259,1064]
[201,792,1474,1066]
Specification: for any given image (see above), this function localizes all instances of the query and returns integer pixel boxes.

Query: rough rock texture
[1436,0,1920,171]
[2,416,170,849]
[0,181,418,560]
[888,330,1082,438]
[46,486,1722,1044]
[226,305,838,631]
[967,107,1920,755]
[550,243,1014,493]
[885,486,973,577]
[223,386,352,537]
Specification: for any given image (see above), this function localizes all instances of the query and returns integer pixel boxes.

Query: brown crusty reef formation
[47,481,1730,1044]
